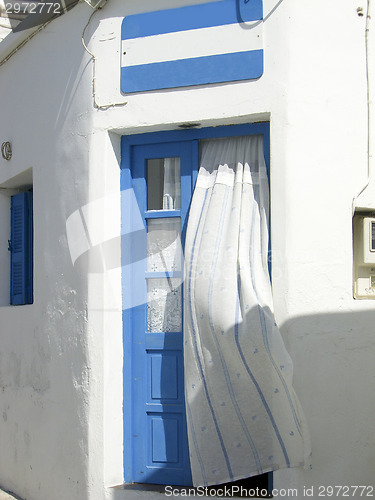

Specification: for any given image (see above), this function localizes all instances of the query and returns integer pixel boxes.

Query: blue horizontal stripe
[121,50,263,93]
[145,271,182,279]
[145,210,181,219]
[121,0,263,40]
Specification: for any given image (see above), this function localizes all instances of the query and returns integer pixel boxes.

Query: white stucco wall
[0,1,374,499]
[0,5,103,500]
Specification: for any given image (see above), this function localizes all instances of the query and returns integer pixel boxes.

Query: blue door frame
[121,122,270,486]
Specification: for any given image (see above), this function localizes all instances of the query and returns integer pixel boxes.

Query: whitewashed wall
[0,1,373,500]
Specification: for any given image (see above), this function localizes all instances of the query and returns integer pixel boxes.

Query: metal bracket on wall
[1,142,12,160]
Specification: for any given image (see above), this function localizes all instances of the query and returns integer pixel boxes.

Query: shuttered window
[10,191,33,305]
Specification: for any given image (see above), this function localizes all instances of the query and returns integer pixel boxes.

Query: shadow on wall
[278,308,375,478]
[0,487,24,500]
[279,307,375,391]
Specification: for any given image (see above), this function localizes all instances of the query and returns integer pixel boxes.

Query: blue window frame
[121,123,270,486]
[10,190,33,305]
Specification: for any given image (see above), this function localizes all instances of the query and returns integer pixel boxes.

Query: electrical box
[353,214,375,299]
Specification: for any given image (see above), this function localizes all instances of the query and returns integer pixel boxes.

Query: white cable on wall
[0,19,53,67]
[81,0,128,110]
[352,0,373,213]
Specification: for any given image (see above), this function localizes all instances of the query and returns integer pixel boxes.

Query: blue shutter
[10,191,33,305]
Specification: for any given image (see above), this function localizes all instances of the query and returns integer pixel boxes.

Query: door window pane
[147,218,182,272]
[147,158,181,210]
[147,278,182,332]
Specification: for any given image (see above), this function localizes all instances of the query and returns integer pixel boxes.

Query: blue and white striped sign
[121,0,263,94]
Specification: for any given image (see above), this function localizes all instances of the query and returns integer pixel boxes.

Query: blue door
[123,140,197,485]
[122,123,270,487]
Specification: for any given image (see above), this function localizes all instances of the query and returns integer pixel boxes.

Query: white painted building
[0,1,374,499]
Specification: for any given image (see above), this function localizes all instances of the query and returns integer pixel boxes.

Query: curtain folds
[183,135,311,487]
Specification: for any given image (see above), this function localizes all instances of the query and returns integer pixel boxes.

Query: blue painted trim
[146,332,183,350]
[261,123,271,276]
[122,122,269,146]
[121,50,263,94]
[122,310,133,483]
[145,210,181,219]
[121,0,262,40]
[145,272,183,280]
[191,140,199,189]
[267,470,274,494]
[27,190,33,305]
[238,0,262,22]
[122,123,270,180]
[121,155,135,484]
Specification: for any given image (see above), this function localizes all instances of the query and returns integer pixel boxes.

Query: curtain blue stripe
[121,0,263,40]
[251,186,302,436]
[246,195,290,466]
[187,189,234,483]
[234,279,263,473]
[121,50,263,93]
[207,185,262,474]
[256,305,302,436]
[234,273,290,468]
[186,402,207,485]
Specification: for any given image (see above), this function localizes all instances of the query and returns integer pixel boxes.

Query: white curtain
[183,135,311,487]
